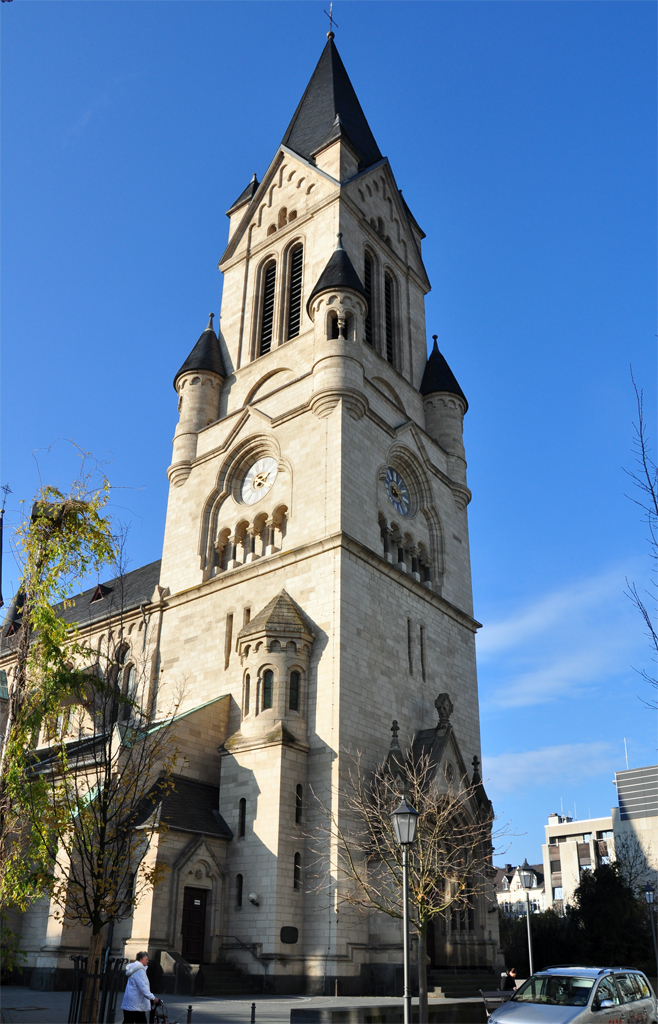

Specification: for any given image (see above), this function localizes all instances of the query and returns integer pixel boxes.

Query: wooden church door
[181,887,207,963]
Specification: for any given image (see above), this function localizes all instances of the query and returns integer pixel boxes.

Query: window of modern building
[259,261,277,355]
[295,783,303,824]
[384,273,395,365]
[238,798,246,838]
[293,852,301,890]
[287,245,303,339]
[364,252,374,346]
[553,886,563,900]
[262,669,274,710]
[236,873,243,908]
[289,671,300,712]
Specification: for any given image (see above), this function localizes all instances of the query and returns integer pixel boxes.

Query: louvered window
[364,253,374,346]
[384,274,394,365]
[287,246,303,339]
[259,262,276,355]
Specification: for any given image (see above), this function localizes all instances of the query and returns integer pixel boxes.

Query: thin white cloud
[477,569,628,658]
[483,742,616,794]
[476,564,644,709]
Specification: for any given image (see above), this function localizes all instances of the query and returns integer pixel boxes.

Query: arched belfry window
[259,261,277,355]
[384,273,395,365]
[287,245,303,339]
[364,252,374,347]
[262,669,274,711]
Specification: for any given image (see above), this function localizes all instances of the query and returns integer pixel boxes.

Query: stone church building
[3,35,500,994]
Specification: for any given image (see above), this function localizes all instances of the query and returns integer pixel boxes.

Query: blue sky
[2,1,656,864]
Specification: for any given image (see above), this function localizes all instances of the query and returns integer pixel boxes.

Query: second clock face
[241,456,278,505]
[385,467,411,516]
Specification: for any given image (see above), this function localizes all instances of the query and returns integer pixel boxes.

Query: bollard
[251,1003,256,1023]
[187,1004,193,1024]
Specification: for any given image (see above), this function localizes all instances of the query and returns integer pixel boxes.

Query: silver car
[489,967,657,1024]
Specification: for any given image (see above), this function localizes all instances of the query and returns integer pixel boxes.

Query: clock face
[385,467,410,516]
[241,456,278,505]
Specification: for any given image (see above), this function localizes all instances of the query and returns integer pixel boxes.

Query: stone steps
[196,961,262,997]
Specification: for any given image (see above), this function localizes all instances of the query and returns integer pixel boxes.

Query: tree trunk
[418,920,429,1024]
[81,930,103,1024]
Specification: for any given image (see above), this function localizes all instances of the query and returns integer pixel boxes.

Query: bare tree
[614,829,655,892]
[310,732,504,1024]
[625,372,657,708]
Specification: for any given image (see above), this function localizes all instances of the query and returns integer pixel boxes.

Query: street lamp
[519,860,535,977]
[391,797,419,1024]
[643,884,658,980]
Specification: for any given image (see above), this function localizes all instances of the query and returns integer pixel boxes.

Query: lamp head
[643,883,655,905]
[391,796,419,846]
[248,892,260,906]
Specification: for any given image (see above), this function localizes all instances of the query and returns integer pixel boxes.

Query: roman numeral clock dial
[385,467,410,517]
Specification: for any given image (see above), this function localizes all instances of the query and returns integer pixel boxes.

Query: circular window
[241,456,278,505]
[385,467,411,517]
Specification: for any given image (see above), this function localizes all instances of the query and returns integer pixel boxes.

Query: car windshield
[513,976,596,1007]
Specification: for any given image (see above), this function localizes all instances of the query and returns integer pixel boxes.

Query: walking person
[121,952,161,1024]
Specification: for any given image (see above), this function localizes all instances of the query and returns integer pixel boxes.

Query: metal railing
[216,935,269,993]
[68,954,128,1024]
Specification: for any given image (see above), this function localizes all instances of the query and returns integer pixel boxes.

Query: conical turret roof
[419,338,468,411]
[238,590,315,642]
[307,234,366,314]
[282,37,382,171]
[173,315,226,390]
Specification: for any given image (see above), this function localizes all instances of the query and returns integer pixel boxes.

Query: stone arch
[198,433,289,572]
[244,368,295,406]
[379,444,445,586]
[167,835,226,960]
[372,376,406,413]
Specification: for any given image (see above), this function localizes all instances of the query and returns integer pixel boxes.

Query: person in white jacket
[121,953,160,1024]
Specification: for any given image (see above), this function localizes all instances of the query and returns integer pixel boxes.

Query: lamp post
[643,883,658,980]
[391,797,419,1024]
[519,861,535,978]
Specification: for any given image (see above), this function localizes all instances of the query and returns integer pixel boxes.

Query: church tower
[154,34,498,993]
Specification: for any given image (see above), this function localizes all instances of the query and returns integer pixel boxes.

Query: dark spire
[282,37,382,171]
[226,173,259,216]
[387,718,405,785]
[419,336,468,411]
[173,314,226,390]
[307,233,366,314]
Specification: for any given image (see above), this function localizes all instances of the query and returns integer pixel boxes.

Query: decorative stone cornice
[163,531,481,633]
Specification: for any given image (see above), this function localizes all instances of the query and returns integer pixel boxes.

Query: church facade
[5,36,500,995]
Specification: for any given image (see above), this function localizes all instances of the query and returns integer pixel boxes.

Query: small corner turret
[168,314,225,487]
[307,234,369,420]
[420,336,468,486]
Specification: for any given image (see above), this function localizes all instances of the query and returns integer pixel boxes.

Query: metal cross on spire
[0,483,11,512]
[324,2,338,36]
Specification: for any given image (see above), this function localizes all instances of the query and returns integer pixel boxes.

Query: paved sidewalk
[0,988,482,1024]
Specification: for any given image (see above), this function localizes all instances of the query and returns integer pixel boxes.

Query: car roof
[537,968,641,978]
